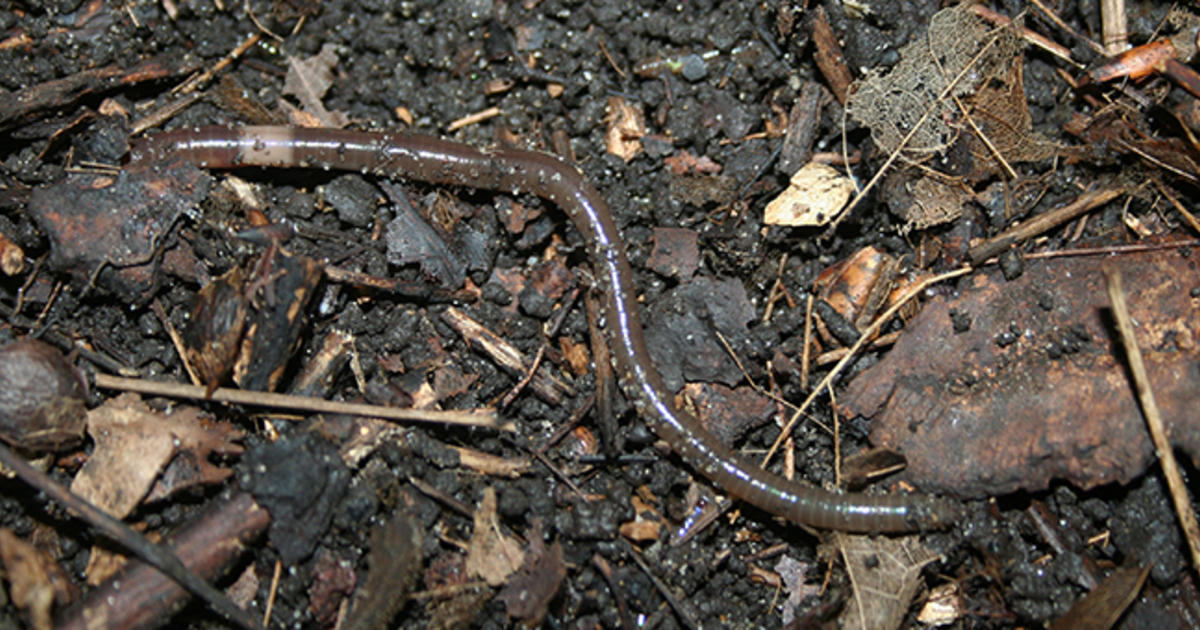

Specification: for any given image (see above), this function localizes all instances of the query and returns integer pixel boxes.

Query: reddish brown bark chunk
[841,245,1200,497]
[28,162,210,298]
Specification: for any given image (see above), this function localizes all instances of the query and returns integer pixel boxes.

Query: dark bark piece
[238,432,349,565]
[383,182,466,289]
[644,276,756,391]
[55,491,269,630]
[497,519,566,626]
[231,249,322,392]
[28,161,209,299]
[0,53,201,130]
[646,227,699,281]
[184,266,247,389]
[841,244,1200,497]
[684,382,774,448]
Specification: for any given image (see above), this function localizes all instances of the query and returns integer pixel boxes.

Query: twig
[0,443,262,630]
[1029,0,1106,55]
[967,187,1125,265]
[1100,0,1129,55]
[93,373,511,431]
[953,93,1018,180]
[264,559,281,627]
[591,554,635,630]
[814,331,901,366]
[1023,238,1200,260]
[151,298,201,386]
[970,5,1079,66]
[762,267,972,467]
[1149,177,1200,235]
[619,538,701,630]
[446,107,502,132]
[1104,269,1200,573]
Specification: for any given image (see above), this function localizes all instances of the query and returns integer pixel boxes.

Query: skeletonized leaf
[282,43,349,128]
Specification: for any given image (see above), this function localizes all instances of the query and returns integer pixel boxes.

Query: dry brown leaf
[72,394,240,514]
[0,528,77,630]
[847,3,1023,158]
[1048,565,1149,630]
[890,176,971,231]
[763,162,854,227]
[144,410,242,502]
[465,486,524,586]
[282,43,349,129]
[70,393,178,519]
[605,96,645,162]
[83,543,134,587]
[663,150,722,175]
[960,60,1057,182]
[619,496,663,542]
[917,582,964,626]
[496,519,565,626]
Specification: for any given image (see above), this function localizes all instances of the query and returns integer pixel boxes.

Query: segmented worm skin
[130,126,963,532]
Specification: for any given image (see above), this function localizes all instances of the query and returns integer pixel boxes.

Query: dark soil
[0,0,1197,628]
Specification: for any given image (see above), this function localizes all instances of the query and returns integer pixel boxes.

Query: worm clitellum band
[130,126,963,532]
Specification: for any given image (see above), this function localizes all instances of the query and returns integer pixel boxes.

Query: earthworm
[129,125,962,532]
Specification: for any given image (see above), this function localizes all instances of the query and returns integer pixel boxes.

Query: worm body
[131,126,962,532]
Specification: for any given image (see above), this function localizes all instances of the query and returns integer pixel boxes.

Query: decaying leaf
[663,150,722,175]
[917,582,964,626]
[183,266,247,389]
[1048,565,1149,630]
[763,162,855,227]
[497,519,566,626]
[282,42,349,128]
[833,533,941,630]
[0,529,77,630]
[958,60,1058,182]
[775,555,821,626]
[71,394,242,518]
[385,192,466,289]
[144,411,243,502]
[618,495,663,543]
[886,174,972,232]
[465,487,524,587]
[847,3,1023,158]
[70,393,178,519]
[605,96,645,162]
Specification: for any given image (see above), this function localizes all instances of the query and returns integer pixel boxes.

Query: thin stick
[446,107,502,132]
[0,442,262,630]
[1104,269,1200,572]
[970,5,1079,66]
[171,31,262,96]
[1029,0,1106,55]
[263,559,281,628]
[151,298,201,386]
[93,373,512,431]
[967,187,1125,265]
[1150,176,1200,236]
[762,266,972,467]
